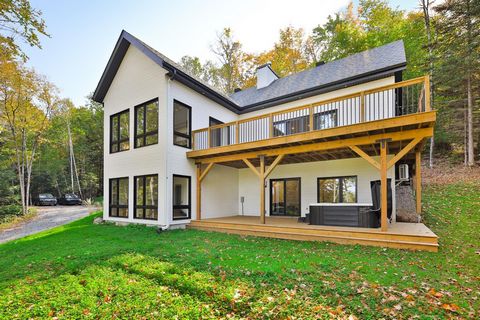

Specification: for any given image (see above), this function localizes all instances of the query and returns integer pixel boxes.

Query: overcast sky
[24,0,421,106]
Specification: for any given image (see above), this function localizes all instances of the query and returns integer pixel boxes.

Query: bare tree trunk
[420,0,435,168]
[465,105,468,166]
[467,75,474,166]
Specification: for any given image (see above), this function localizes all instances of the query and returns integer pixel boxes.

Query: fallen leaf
[441,303,459,312]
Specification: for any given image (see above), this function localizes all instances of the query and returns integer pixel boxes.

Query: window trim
[172,174,191,220]
[134,174,159,220]
[109,177,129,218]
[173,100,192,149]
[317,175,358,203]
[110,109,130,154]
[134,98,159,149]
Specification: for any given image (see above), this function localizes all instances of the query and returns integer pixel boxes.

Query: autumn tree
[0,56,58,213]
[211,28,248,94]
[0,0,49,60]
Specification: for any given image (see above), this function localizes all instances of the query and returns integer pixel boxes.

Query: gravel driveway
[0,206,98,244]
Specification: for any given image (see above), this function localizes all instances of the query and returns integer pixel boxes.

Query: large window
[109,177,129,218]
[134,174,158,220]
[313,110,337,130]
[317,176,357,203]
[135,99,158,148]
[173,100,191,148]
[110,110,130,153]
[172,175,191,220]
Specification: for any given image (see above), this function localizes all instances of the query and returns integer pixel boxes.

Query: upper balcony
[187,76,435,163]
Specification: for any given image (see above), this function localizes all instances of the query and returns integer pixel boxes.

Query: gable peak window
[110,109,130,153]
[173,100,192,148]
[135,99,159,148]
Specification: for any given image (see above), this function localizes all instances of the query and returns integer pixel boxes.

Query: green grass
[0,183,478,319]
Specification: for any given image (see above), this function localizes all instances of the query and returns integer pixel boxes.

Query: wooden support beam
[195,127,434,165]
[196,164,202,220]
[380,140,388,232]
[188,113,436,159]
[242,158,260,177]
[259,156,266,224]
[387,137,422,169]
[199,163,215,182]
[264,154,285,178]
[349,145,380,170]
[416,150,422,214]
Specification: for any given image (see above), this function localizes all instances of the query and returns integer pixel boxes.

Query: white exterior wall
[167,81,239,222]
[237,157,396,220]
[103,45,169,225]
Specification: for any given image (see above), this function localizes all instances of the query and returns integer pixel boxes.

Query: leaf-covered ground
[0,183,478,319]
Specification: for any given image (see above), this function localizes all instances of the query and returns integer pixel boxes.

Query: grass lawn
[0,183,478,319]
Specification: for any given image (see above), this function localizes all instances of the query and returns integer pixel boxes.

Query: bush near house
[0,182,478,319]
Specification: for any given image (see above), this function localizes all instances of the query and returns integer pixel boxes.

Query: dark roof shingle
[229,40,406,108]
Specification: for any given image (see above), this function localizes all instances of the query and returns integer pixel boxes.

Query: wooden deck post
[196,164,202,220]
[416,150,422,214]
[380,140,388,232]
[259,155,266,224]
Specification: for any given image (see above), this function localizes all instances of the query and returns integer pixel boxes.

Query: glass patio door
[270,178,301,216]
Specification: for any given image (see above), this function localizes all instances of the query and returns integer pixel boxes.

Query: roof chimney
[256,62,278,89]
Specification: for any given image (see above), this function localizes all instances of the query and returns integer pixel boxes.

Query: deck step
[188,221,438,252]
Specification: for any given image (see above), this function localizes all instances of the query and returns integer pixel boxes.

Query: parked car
[33,193,57,206]
[58,193,83,205]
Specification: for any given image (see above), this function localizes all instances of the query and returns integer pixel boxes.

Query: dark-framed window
[313,110,337,130]
[135,99,158,148]
[273,110,338,137]
[173,100,191,148]
[173,174,191,220]
[110,110,130,153]
[134,174,158,220]
[317,176,357,203]
[109,177,129,218]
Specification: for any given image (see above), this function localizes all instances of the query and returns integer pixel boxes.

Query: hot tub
[309,203,379,228]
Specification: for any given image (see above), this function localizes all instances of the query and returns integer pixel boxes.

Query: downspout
[160,70,176,231]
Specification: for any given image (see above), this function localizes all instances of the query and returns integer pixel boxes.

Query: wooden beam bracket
[199,163,215,182]
[349,145,380,170]
[243,158,261,177]
[264,154,285,178]
[387,137,423,169]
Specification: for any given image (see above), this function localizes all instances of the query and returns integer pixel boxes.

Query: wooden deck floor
[188,215,439,252]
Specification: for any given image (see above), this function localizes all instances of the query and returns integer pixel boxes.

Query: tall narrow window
[134,174,158,220]
[109,177,129,217]
[173,100,191,148]
[110,110,130,153]
[135,99,158,148]
[317,176,357,203]
[173,175,191,220]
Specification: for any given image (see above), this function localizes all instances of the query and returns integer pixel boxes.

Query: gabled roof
[93,31,406,114]
[92,30,239,112]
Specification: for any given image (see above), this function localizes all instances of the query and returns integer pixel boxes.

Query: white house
[92,30,438,251]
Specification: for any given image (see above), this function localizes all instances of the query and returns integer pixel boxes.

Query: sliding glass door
[270,178,301,216]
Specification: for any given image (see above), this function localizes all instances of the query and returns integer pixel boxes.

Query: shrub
[0,204,22,217]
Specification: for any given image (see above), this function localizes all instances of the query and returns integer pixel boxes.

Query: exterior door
[270,178,301,216]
